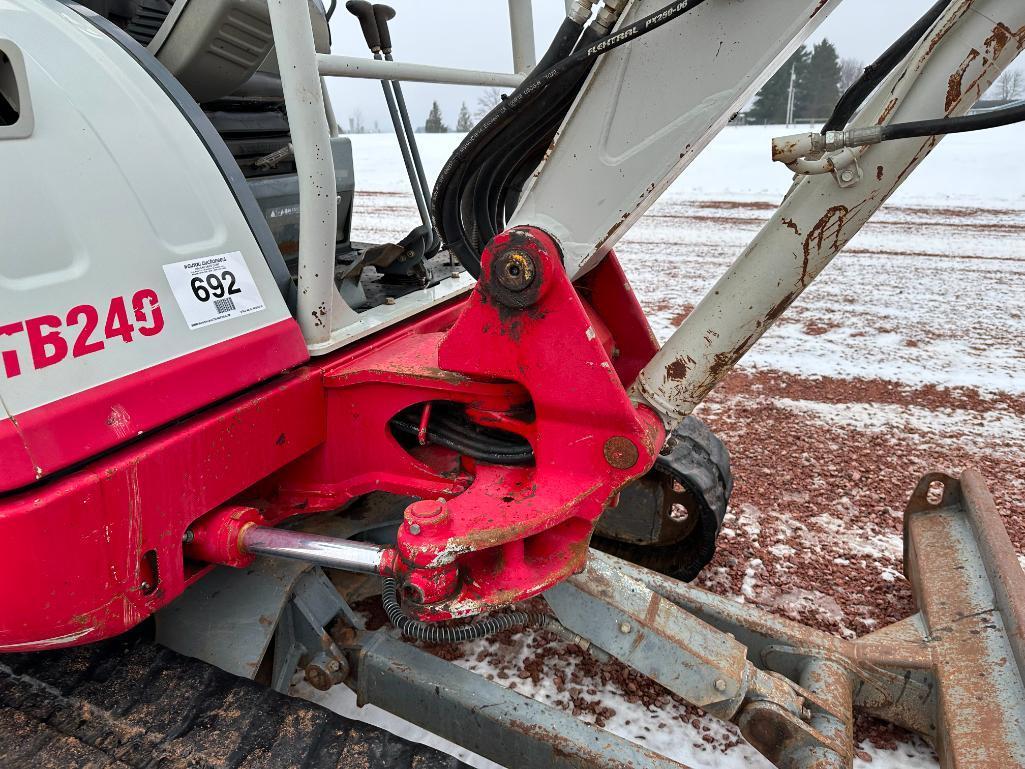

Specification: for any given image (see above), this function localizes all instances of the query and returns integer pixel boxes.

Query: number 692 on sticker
[0,290,164,379]
[163,251,265,330]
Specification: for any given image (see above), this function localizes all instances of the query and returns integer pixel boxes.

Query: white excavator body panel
[0,1,305,488]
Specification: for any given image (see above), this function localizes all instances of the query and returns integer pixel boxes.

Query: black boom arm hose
[823,0,954,133]
[382,578,550,643]
[880,101,1025,141]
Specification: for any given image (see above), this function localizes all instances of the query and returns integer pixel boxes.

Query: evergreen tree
[748,46,809,124]
[424,101,448,133]
[455,102,474,132]
[797,40,843,121]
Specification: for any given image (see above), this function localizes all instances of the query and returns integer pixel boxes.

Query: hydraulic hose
[470,25,606,252]
[527,16,588,86]
[390,411,534,465]
[470,82,584,251]
[440,56,592,271]
[795,100,1025,163]
[382,578,550,642]
[433,0,713,274]
[823,0,954,133]
[880,101,1025,141]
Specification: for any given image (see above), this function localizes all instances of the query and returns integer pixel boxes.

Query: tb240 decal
[0,290,164,379]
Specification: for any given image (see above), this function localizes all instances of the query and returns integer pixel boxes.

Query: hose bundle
[389,403,533,466]
[433,0,713,276]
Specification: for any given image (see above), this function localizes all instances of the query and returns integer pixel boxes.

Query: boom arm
[509,0,844,279]
[513,0,1025,430]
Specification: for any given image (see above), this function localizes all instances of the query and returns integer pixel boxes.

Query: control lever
[373,4,440,257]
[345,1,439,279]
[344,0,380,52]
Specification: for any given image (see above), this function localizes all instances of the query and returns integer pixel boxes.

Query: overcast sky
[325,0,939,132]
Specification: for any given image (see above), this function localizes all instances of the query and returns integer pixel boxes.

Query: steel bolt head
[408,523,422,535]
[494,250,536,292]
[714,678,728,692]
[305,665,331,691]
[618,621,632,634]
[840,169,855,182]
[305,654,349,691]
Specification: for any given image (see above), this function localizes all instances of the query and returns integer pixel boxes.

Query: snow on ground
[347,123,1025,211]
[301,125,1025,768]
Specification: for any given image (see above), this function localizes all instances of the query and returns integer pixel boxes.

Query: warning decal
[162,251,265,330]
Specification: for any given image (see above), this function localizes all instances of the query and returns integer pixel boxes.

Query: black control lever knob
[373,4,397,54]
[345,0,381,52]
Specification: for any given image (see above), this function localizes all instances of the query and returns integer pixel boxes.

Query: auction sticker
[162,251,265,330]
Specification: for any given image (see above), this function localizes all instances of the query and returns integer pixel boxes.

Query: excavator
[1,0,1024,766]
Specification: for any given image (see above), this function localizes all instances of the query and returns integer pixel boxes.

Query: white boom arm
[510,0,844,279]
[513,0,1025,431]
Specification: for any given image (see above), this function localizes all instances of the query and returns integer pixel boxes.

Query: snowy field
[301,125,1025,768]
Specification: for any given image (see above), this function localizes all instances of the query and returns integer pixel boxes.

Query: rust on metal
[876,97,898,126]
[781,217,802,236]
[603,436,639,470]
[772,136,804,163]
[902,470,1025,765]
[592,470,1025,765]
[665,355,696,382]
[505,719,664,768]
[801,205,848,286]
[946,23,1025,114]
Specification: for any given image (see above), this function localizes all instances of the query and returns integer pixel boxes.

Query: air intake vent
[0,42,34,138]
[0,50,19,126]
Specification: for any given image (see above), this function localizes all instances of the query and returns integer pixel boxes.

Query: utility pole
[785,65,797,127]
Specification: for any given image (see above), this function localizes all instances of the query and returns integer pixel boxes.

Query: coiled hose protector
[382,578,550,643]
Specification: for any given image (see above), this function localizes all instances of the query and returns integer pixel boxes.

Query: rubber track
[0,636,468,769]
[594,415,733,582]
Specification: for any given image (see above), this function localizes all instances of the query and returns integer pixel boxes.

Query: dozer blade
[903,470,1025,765]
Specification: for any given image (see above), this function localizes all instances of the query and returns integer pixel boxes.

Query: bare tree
[838,57,864,92]
[348,108,365,135]
[987,69,1024,102]
[475,87,508,120]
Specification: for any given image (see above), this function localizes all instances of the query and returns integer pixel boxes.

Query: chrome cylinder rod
[240,526,388,575]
